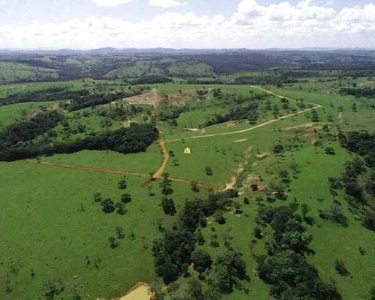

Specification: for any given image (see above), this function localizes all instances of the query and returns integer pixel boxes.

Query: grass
[0,101,58,128]
[1,78,375,299]
[0,160,208,300]
[0,62,58,84]
[41,144,162,175]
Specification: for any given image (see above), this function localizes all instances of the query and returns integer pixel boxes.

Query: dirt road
[29,86,320,192]
[30,160,149,177]
[165,104,321,144]
[152,140,170,180]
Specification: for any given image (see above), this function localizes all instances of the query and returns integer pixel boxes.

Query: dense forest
[0,87,89,106]
[0,111,63,147]
[0,123,158,161]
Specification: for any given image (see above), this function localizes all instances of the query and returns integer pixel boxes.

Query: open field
[1,72,375,300]
[0,160,208,299]
[0,101,58,128]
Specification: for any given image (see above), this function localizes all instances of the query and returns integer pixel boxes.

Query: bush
[325,147,336,155]
[335,259,350,276]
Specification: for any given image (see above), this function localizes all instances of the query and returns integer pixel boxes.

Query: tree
[160,173,173,195]
[301,203,310,218]
[256,196,264,206]
[279,169,290,184]
[187,278,203,299]
[364,209,375,231]
[254,226,263,239]
[251,183,258,191]
[311,110,320,122]
[325,147,336,155]
[121,193,132,204]
[370,285,375,300]
[148,186,155,197]
[352,102,358,112]
[214,211,226,225]
[233,201,242,215]
[191,181,200,192]
[205,166,213,176]
[149,278,164,300]
[118,179,127,190]
[335,259,350,276]
[191,250,213,274]
[100,199,115,214]
[115,202,127,215]
[116,226,125,239]
[109,237,119,249]
[93,192,102,202]
[161,197,176,216]
[211,250,247,293]
[273,144,284,155]
[44,278,65,300]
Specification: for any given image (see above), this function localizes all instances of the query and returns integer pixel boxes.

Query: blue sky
[0,0,375,49]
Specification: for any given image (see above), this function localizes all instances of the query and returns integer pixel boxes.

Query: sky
[0,0,375,49]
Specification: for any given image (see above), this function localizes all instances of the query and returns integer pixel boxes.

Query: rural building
[184,147,191,154]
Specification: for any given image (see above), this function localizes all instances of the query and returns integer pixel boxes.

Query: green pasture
[0,159,207,300]
[0,62,58,85]
[0,101,58,128]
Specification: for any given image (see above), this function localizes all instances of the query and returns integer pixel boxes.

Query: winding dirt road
[165,104,321,144]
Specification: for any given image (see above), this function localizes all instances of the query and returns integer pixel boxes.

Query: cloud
[1,2,375,49]
[150,0,188,8]
[232,0,335,24]
[91,0,133,7]
[0,1,8,5]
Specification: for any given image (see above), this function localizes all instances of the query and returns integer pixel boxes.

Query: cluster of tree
[61,90,141,112]
[152,190,247,296]
[96,104,149,122]
[340,131,375,167]
[0,123,158,161]
[339,87,375,99]
[332,132,375,232]
[0,87,89,106]
[130,76,173,85]
[93,186,131,216]
[311,109,320,122]
[205,100,260,126]
[0,111,62,148]
[234,75,296,86]
[159,106,187,121]
[255,205,342,299]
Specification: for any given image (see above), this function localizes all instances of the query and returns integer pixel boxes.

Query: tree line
[0,87,89,106]
[339,87,375,99]
[0,123,158,161]
[0,111,63,148]
[61,90,142,112]
[338,130,375,232]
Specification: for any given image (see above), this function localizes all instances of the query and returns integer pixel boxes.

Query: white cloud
[91,0,133,7]
[0,1,8,5]
[1,2,375,49]
[150,0,188,8]
[232,0,335,24]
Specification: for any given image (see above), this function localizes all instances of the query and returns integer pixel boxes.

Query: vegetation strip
[165,87,321,144]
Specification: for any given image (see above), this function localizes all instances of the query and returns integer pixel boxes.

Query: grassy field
[0,160,208,300]
[0,101,58,128]
[1,78,375,299]
[0,62,58,84]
